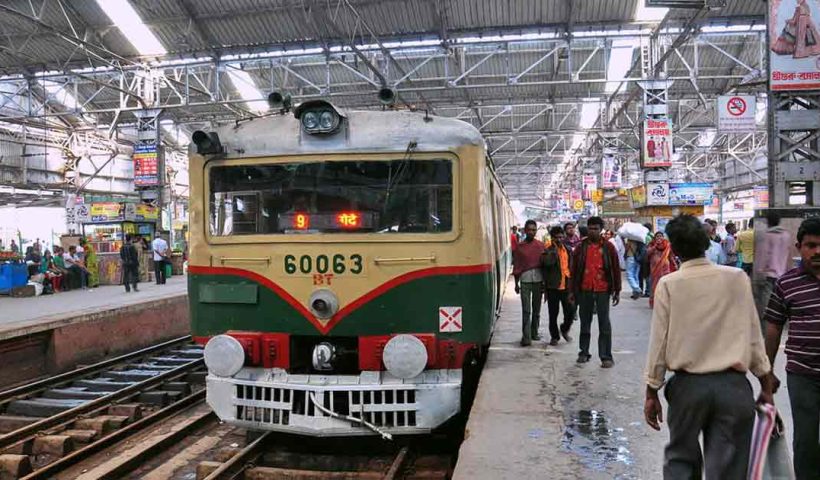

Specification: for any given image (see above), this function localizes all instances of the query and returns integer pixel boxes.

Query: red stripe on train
[188,264,492,334]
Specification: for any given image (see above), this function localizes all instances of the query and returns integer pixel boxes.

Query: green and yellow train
[189,98,513,436]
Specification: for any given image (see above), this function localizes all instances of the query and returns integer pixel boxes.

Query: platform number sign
[439,306,463,333]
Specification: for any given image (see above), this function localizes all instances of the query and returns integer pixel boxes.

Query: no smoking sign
[726,96,746,117]
[717,95,755,133]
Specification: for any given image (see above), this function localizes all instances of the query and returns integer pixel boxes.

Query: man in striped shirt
[764,217,820,480]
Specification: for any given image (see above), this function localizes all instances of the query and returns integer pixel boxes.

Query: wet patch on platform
[562,409,635,476]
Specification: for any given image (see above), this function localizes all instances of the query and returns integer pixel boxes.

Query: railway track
[0,336,205,479]
[0,336,458,479]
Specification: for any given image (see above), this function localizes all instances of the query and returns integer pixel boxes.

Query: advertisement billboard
[629,185,647,208]
[668,183,714,206]
[134,144,160,187]
[647,182,670,206]
[770,0,820,91]
[583,175,598,200]
[642,117,673,168]
[601,150,623,189]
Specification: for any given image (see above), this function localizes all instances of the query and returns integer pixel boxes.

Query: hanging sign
[89,202,124,222]
[642,117,673,168]
[134,144,160,187]
[582,175,598,200]
[754,186,770,207]
[647,182,669,206]
[668,183,714,206]
[601,150,623,189]
[630,185,647,208]
[717,95,756,132]
[591,189,604,203]
[770,0,820,91]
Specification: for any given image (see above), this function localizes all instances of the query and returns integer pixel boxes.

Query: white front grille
[206,368,462,436]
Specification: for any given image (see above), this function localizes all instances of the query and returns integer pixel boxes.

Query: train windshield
[209,159,453,235]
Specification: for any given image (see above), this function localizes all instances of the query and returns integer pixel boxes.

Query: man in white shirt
[644,214,774,479]
[151,234,170,285]
[63,245,89,289]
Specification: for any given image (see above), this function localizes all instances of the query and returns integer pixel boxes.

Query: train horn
[267,91,292,112]
[192,130,223,154]
[377,87,396,105]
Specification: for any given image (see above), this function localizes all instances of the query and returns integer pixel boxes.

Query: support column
[767,93,820,207]
[133,109,167,242]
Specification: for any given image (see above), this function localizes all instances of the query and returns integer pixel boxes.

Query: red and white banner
[601,150,623,189]
[642,118,673,168]
[770,0,820,91]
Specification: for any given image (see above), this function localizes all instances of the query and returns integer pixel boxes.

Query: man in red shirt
[570,216,622,367]
[510,226,520,252]
[513,220,546,346]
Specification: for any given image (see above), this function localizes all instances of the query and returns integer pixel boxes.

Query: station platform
[453,280,792,479]
[0,276,190,387]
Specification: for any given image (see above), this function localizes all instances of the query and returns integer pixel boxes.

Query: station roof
[0,0,768,203]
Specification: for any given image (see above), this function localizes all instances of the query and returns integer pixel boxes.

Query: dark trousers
[787,372,820,480]
[154,259,167,284]
[663,371,755,480]
[546,289,573,340]
[577,291,612,360]
[519,282,543,343]
[122,264,138,291]
[741,262,753,277]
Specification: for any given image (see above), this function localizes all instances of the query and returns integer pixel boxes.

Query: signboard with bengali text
[717,95,757,133]
[770,0,820,91]
[642,117,673,168]
[134,144,160,187]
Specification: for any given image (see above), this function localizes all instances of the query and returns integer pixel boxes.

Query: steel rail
[0,358,204,450]
[22,390,212,480]
[383,446,410,480]
[0,335,192,404]
[202,431,273,480]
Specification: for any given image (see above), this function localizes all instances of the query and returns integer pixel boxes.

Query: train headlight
[302,111,319,130]
[382,335,428,379]
[309,289,339,319]
[294,100,343,135]
[204,335,245,377]
[319,111,334,130]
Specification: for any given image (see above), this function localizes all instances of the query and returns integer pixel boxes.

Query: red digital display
[336,212,361,228]
[293,213,309,229]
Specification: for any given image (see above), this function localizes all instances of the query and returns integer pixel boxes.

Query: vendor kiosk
[80,202,159,285]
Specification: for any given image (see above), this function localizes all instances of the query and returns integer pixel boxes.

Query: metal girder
[0,29,765,123]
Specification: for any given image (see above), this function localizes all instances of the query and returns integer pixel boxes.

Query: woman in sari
[80,238,99,288]
[648,231,677,308]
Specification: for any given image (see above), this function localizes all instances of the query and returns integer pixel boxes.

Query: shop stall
[78,202,159,285]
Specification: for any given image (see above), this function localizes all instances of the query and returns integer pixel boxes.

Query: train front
[187,101,494,437]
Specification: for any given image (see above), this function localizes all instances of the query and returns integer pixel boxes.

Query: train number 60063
[283,254,363,275]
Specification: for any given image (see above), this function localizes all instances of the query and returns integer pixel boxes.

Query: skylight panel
[226,68,268,113]
[634,3,669,22]
[95,0,167,56]
[578,101,601,129]
[605,39,636,94]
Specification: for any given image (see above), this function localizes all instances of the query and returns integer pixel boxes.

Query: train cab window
[208,159,453,235]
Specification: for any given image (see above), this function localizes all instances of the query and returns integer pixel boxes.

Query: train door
[487,174,501,313]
